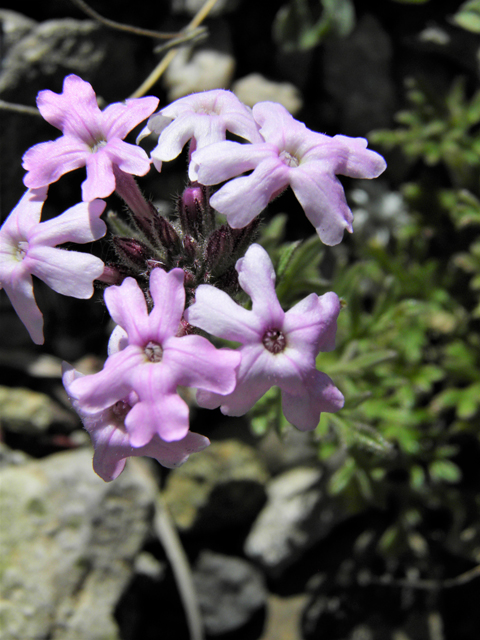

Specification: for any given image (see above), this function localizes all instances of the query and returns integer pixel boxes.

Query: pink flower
[185,243,344,430]
[63,364,210,482]
[138,89,263,171]
[190,101,387,245]
[66,267,241,446]
[22,74,159,201]
[0,187,106,345]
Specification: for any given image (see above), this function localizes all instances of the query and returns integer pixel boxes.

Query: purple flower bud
[204,225,233,273]
[113,236,151,270]
[178,182,209,238]
[182,235,198,262]
[152,214,181,254]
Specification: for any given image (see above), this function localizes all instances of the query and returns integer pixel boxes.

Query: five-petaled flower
[66,267,241,447]
[185,243,344,430]
[190,101,387,245]
[0,187,106,345]
[22,74,159,201]
[138,89,263,171]
[63,364,210,482]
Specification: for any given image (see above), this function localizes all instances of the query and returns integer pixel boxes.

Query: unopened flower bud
[178,182,209,238]
[113,236,151,271]
[96,264,125,285]
[152,214,181,254]
[204,225,233,273]
[182,235,198,262]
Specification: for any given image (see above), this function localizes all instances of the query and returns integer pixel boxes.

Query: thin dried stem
[358,563,480,591]
[69,0,183,39]
[0,100,41,116]
[129,0,221,98]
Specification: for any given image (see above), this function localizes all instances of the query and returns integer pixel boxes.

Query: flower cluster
[0,75,387,480]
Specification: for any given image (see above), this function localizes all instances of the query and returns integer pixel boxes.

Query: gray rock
[0,442,30,469]
[193,550,267,635]
[244,466,347,577]
[163,439,269,533]
[0,385,75,435]
[232,73,303,114]
[0,448,157,640]
[163,46,236,101]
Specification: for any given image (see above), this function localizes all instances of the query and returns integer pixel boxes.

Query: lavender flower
[63,364,210,482]
[0,187,106,344]
[138,89,263,171]
[185,243,344,430]
[23,74,159,201]
[190,101,387,245]
[66,267,241,446]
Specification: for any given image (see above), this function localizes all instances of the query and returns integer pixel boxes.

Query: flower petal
[37,74,103,143]
[69,346,145,412]
[163,334,240,393]
[0,187,47,240]
[104,138,152,176]
[102,96,159,139]
[333,135,387,178]
[1,274,44,344]
[31,200,106,246]
[185,284,261,343]
[82,149,116,200]
[148,268,185,341]
[190,140,270,185]
[236,244,284,326]
[27,245,104,298]
[289,164,353,246]
[104,277,150,345]
[23,137,89,189]
[281,370,344,431]
[210,158,289,228]
[126,371,190,445]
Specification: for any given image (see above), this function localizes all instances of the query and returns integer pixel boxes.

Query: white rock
[163,47,235,101]
[232,73,303,115]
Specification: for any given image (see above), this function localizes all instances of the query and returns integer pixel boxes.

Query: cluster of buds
[0,75,386,481]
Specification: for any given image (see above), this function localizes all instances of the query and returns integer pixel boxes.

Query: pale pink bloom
[63,364,210,482]
[185,243,344,430]
[67,267,241,446]
[190,101,387,245]
[0,187,106,345]
[138,89,262,171]
[23,74,159,201]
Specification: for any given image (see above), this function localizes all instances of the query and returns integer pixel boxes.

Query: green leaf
[429,459,462,483]
[453,0,480,32]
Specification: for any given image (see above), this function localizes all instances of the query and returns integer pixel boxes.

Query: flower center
[145,341,163,362]
[112,400,131,421]
[91,139,107,153]
[279,150,299,168]
[262,328,287,354]
[16,241,28,261]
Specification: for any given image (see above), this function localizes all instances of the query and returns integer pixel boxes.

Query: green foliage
[272,0,355,52]
[370,77,480,189]
[452,0,480,32]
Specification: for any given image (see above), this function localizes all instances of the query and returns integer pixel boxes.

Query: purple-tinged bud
[230,218,260,256]
[152,215,181,254]
[176,318,196,337]
[182,235,198,262]
[113,236,151,270]
[204,225,233,273]
[178,182,209,238]
[113,166,157,236]
[96,264,125,285]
